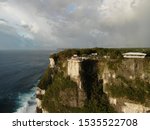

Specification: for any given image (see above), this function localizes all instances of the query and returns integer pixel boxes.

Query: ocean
[0,50,50,113]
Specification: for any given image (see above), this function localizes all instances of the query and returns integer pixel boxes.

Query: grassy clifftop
[50,48,150,61]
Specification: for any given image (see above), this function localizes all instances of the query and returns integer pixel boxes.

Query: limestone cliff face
[38,51,150,113]
[36,87,47,113]
[67,58,82,89]
[66,57,150,112]
[49,58,55,68]
[100,59,150,113]
[67,58,92,108]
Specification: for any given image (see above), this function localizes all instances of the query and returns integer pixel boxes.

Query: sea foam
[15,87,36,113]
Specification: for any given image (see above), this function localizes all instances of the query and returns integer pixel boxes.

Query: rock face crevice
[80,60,99,100]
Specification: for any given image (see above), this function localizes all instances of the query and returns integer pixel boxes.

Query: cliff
[100,58,150,112]
[36,48,150,113]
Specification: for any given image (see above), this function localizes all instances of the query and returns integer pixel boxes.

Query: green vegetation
[42,71,79,112]
[84,85,116,113]
[107,77,150,104]
[38,67,52,90]
[107,59,122,70]
[50,48,150,64]
[40,60,115,112]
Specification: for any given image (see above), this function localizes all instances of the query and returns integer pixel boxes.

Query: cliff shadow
[80,59,99,100]
[80,59,116,112]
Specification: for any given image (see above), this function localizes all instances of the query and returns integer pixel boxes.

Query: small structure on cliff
[123,52,146,58]
[91,53,98,56]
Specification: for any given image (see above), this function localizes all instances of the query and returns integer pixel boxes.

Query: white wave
[15,87,36,113]
[15,80,40,113]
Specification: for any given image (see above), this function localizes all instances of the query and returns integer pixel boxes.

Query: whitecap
[15,80,40,113]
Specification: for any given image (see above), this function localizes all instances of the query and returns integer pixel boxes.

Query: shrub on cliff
[84,84,115,113]
[108,77,150,103]
[38,67,52,90]
[42,72,78,112]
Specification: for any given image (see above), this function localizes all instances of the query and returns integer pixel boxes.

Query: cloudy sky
[0,0,150,50]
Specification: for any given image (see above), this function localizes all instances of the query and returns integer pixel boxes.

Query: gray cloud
[0,0,150,50]
[0,0,7,2]
[0,18,7,25]
[0,18,7,22]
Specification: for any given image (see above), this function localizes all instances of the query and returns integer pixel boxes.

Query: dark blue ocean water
[0,50,50,113]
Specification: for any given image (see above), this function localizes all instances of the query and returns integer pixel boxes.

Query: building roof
[123,52,147,56]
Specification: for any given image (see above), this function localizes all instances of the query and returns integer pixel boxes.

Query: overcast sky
[0,0,150,50]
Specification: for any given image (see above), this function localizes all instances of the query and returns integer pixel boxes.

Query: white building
[123,52,146,58]
[91,53,98,56]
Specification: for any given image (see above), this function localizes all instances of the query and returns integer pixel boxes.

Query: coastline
[15,81,40,113]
